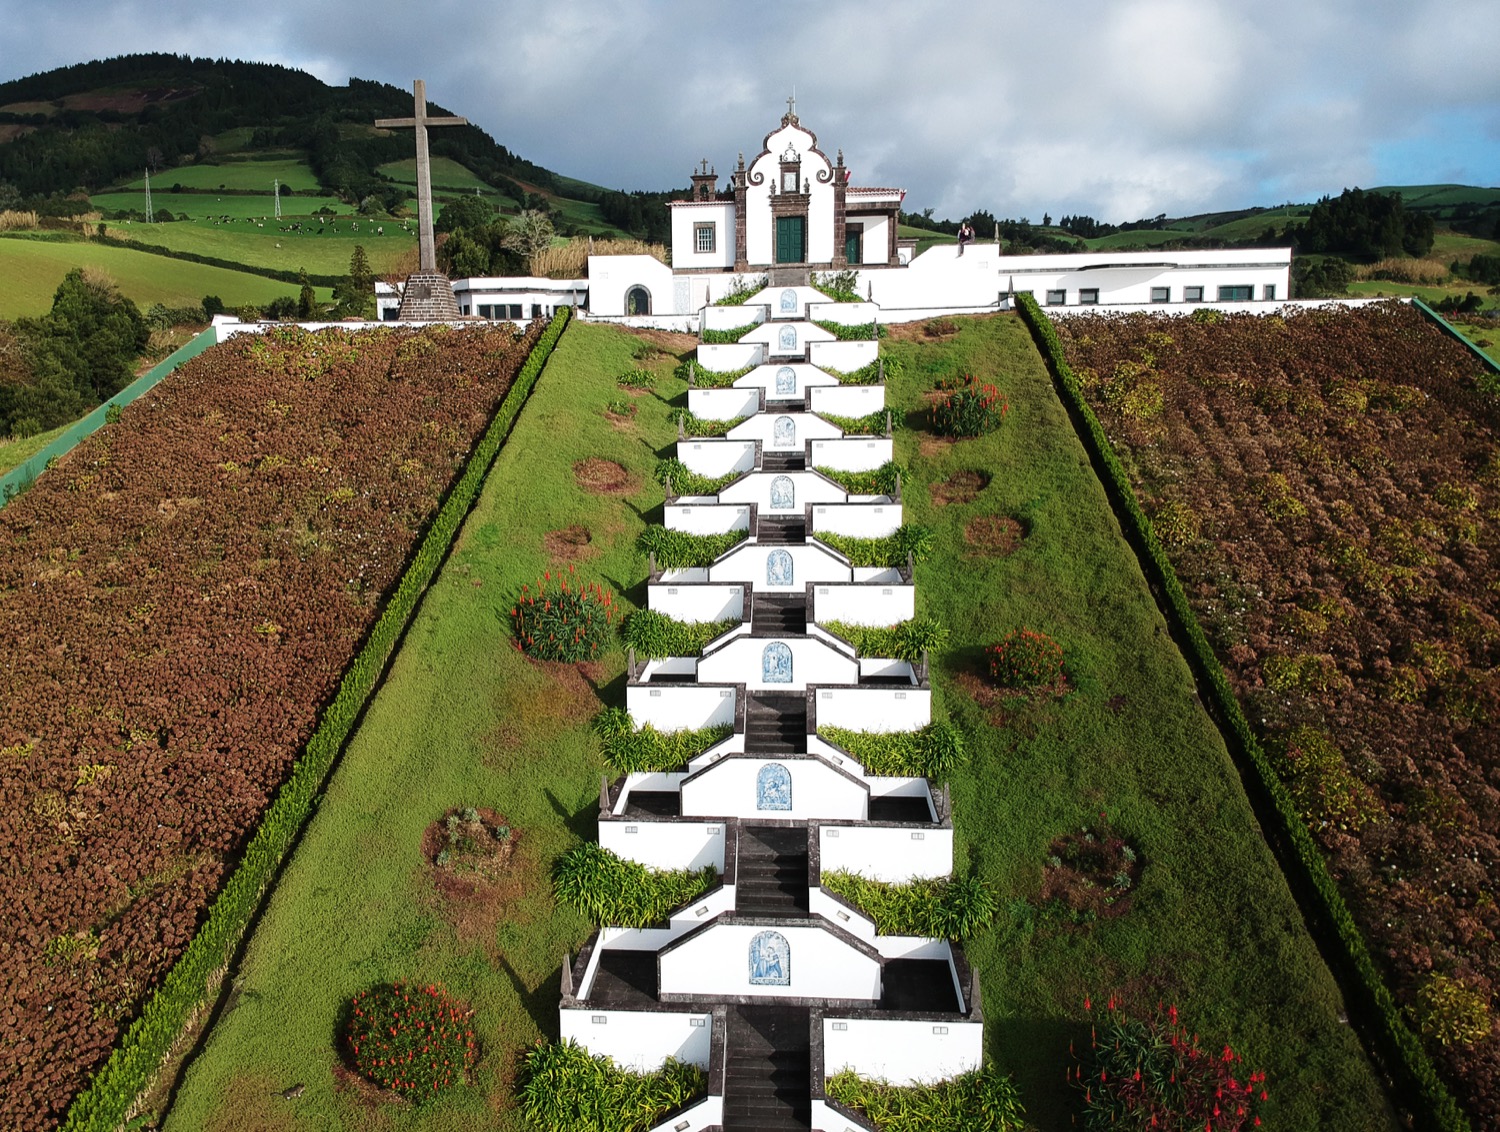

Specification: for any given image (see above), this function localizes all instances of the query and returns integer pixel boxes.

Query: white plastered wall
[809,437,894,472]
[599,819,727,872]
[696,635,858,690]
[628,684,737,730]
[820,824,952,882]
[659,922,879,1000]
[814,686,931,732]
[718,471,848,513]
[586,254,676,317]
[810,503,902,539]
[689,386,762,421]
[648,583,745,623]
[561,1008,713,1072]
[709,542,851,591]
[821,1017,983,1086]
[674,440,757,479]
[671,202,736,271]
[809,384,885,418]
[810,582,914,626]
[665,502,752,535]
[680,755,867,820]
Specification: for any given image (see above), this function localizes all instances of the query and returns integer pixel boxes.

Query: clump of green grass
[621,609,736,658]
[553,843,716,927]
[637,525,746,568]
[819,721,966,778]
[615,369,656,391]
[676,410,746,438]
[821,616,948,661]
[822,870,997,938]
[817,524,933,567]
[825,1066,1025,1132]
[518,1040,705,1132]
[653,458,738,497]
[594,706,732,771]
[818,408,890,435]
[815,461,904,496]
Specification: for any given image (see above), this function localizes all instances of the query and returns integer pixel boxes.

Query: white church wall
[850,214,891,270]
[680,755,867,821]
[709,542,852,591]
[664,502,752,535]
[696,635,859,691]
[674,439,758,479]
[670,202,737,271]
[660,922,880,1001]
[809,503,902,539]
[809,437,894,472]
[810,582,914,626]
[819,824,952,883]
[628,684,737,731]
[688,387,762,421]
[808,339,878,372]
[648,583,746,623]
[718,471,848,513]
[821,1016,984,1086]
[586,254,676,317]
[697,342,766,372]
[561,1008,714,1073]
[809,384,885,419]
[814,686,931,732]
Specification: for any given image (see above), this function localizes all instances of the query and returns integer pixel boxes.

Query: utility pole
[144,168,152,223]
[273,178,282,221]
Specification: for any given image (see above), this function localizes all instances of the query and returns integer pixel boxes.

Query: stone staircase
[735,826,810,917]
[744,693,805,754]
[752,594,806,635]
[722,1004,812,1131]
[757,515,807,545]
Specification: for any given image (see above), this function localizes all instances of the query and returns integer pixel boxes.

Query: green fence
[62,309,572,1131]
[0,326,221,507]
[1411,297,1500,376]
[1014,292,1470,1132]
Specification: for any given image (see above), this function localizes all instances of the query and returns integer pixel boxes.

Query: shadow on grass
[580,663,628,707]
[987,1014,1086,1132]
[499,955,563,1043]
[543,786,598,846]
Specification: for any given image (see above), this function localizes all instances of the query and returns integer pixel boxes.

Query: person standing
[957,221,973,256]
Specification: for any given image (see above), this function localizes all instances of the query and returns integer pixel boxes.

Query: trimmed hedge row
[1014,291,1468,1132]
[61,308,573,1132]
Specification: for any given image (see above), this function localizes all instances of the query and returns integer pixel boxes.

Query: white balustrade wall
[660,923,880,1001]
[665,502,752,534]
[819,824,952,882]
[809,383,885,419]
[809,437,894,473]
[648,583,746,623]
[807,301,879,326]
[680,755,867,821]
[697,342,764,372]
[809,582,914,626]
[808,339,878,372]
[821,1016,983,1086]
[702,304,767,331]
[689,386,761,421]
[810,503,901,539]
[808,887,876,943]
[814,686,931,732]
[601,819,728,872]
[627,684,738,731]
[675,440,757,480]
[561,1008,714,1072]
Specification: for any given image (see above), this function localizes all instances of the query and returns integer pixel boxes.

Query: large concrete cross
[376,80,467,273]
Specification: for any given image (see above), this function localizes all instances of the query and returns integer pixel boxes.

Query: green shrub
[621,609,737,658]
[1072,999,1267,1132]
[817,408,889,435]
[615,369,656,391]
[678,410,746,438]
[986,628,1063,688]
[701,322,759,344]
[811,269,863,303]
[637,525,746,568]
[1276,726,1380,833]
[815,461,904,496]
[653,458,738,497]
[518,1040,706,1132]
[554,843,716,927]
[932,373,1008,438]
[818,524,933,567]
[714,274,768,306]
[822,356,904,385]
[821,616,948,661]
[511,568,617,661]
[1261,651,1348,694]
[822,871,997,938]
[1413,974,1492,1047]
[345,982,477,1102]
[819,721,966,778]
[594,707,732,772]
[825,1065,1025,1132]
[813,319,886,341]
[104,403,122,425]
[674,358,755,388]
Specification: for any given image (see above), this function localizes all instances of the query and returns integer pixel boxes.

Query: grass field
[92,190,354,220]
[121,154,322,192]
[0,235,329,319]
[104,216,417,275]
[377,156,508,197]
[1346,278,1497,306]
[158,316,1393,1131]
[0,421,68,474]
[1448,318,1500,366]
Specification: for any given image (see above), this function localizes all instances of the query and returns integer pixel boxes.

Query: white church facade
[376,104,1293,325]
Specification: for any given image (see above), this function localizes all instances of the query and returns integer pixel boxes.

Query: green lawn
[1449,319,1500,366]
[899,223,956,257]
[103,216,417,275]
[1346,278,1495,305]
[92,190,353,220]
[0,236,328,319]
[0,421,69,474]
[120,154,322,192]
[377,156,507,196]
[159,317,1393,1131]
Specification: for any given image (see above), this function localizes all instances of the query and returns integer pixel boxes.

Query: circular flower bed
[1041,814,1141,923]
[932,373,1008,438]
[345,982,476,1100]
[511,566,615,661]
[986,627,1063,688]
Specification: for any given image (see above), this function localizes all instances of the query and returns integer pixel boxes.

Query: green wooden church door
[775,216,806,264]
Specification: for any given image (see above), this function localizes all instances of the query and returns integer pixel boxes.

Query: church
[377,102,1293,325]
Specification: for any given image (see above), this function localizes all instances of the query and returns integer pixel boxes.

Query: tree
[331,247,375,317]
[501,210,555,272]
[435,193,497,234]
[1042,213,1052,227]
[297,269,316,319]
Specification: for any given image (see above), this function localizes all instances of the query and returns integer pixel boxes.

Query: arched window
[626,286,652,316]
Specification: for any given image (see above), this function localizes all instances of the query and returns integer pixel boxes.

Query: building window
[1079,288,1100,305]
[531,303,542,319]
[1263,284,1276,301]
[626,286,651,316]
[695,223,716,254]
[1184,286,1204,303]
[508,304,523,319]
[1218,285,1252,302]
[1151,287,1170,303]
[1045,289,1066,305]
[478,304,495,319]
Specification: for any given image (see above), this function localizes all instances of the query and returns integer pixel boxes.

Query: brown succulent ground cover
[0,319,541,1130]
[1056,302,1500,1122]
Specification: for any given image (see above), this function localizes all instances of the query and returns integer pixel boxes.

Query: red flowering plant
[511,565,616,661]
[1070,997,1268,1131]
[932,372,1008,437]
[344,982,477,1100]
[986,627,1064,688]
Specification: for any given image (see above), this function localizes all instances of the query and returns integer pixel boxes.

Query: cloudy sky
[3,0,1498,222]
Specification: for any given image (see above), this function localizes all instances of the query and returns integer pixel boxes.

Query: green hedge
[825,1066,1025,1132]
[673,358,755,388]
[593,707,732,772]
[678,410,746,438]
[813,319,886,341]
[1015,291,1468,1132]
[818,721,966,778]
[817,408,889,436]
[621,609,737,658]
[637,525,746,568]
[61,309,573,1132]
[553,842,717,927]
[817,524,933,567]
[654,458,739,498]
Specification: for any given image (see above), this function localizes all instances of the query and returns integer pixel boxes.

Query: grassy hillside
[122,154,323,192]
[99,215,416,276]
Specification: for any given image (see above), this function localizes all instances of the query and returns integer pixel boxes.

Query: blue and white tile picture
[756,763,792,811]
[778,326,797,352]
[775,366,796,395]
[749,929,791,986]
[779,289,798,314]
[767,549,793,586]
[774,416,796,447]
[762,641,792,683]
[770,475,794,509]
